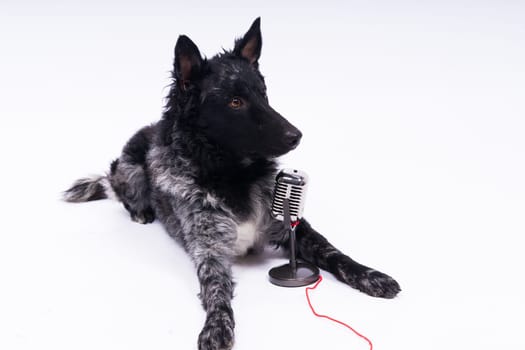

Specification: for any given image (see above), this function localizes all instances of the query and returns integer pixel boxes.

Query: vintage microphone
[269,169,320,287]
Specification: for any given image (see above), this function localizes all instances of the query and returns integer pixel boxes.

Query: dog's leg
[270,219,401,298]
[109,126,155,224]
[174,211,236,350]
[195,255,235,350]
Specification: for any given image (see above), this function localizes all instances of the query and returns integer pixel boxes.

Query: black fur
[64,18,401,350]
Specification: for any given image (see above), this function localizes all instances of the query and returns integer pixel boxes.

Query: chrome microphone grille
[271,169,308,222]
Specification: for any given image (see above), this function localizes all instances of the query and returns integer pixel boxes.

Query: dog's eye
[228,97,243,109]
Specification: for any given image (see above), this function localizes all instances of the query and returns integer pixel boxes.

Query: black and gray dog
[64,18,400,350]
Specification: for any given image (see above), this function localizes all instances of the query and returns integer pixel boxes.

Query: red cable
[305,275,373,350]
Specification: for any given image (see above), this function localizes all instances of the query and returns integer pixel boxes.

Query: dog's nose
[285,130,302,149]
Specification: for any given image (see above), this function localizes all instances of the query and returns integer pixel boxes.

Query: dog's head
[172,18,302,159]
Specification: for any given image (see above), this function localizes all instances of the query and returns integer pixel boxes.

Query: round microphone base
[269,261,320,287]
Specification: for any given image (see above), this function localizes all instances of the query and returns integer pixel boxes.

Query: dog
[64,18,401,350]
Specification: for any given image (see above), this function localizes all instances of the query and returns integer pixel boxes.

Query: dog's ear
[174,35,203,91]
[233,17,262,66]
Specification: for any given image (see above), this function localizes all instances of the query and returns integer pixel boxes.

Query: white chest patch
[231,186,268,256]
[233,220,260,256]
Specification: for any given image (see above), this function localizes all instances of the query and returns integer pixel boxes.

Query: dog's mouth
[252,142,301,159]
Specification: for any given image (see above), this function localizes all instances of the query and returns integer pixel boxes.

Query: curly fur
[64,18,400,350]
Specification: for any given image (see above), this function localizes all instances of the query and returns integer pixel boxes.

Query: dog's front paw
[130,207,155,224]
[356,269,401,299]
[198,311,235,350]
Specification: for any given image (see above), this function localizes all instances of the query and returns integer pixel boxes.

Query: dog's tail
[63,175,115,203]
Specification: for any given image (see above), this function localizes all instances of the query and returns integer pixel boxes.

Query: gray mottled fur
[64,123,401,350]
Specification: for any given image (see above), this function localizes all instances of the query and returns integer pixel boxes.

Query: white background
[1,1,524,349]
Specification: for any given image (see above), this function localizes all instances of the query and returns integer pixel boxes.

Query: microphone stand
[285,198,297,272]
[269,198,320,287]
